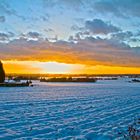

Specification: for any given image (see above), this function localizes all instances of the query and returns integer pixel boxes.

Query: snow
[0,79,140,139]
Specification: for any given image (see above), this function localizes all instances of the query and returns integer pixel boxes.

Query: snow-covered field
[0,79,140,140]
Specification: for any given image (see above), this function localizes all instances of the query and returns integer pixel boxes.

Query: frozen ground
[0,79,140,139]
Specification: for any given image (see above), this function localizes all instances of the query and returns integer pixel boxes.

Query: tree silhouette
[0,61,5,83]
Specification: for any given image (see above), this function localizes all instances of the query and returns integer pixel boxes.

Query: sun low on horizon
[0,0,140,74]
[1,1,140,139]
[2,60,140,75]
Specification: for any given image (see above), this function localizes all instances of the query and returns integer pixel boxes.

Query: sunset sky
[0,0,140,74]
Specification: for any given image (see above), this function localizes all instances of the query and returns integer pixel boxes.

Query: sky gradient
[0,0,140,74]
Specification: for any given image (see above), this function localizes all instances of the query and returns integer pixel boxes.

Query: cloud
[130,38,140,42]
[93,0,123,17]
[42,0,140,18]
[0,36,140,67]
[0,33,9,41]
[27,32,41,39]
[85,19,121,34]
[111,31,133,41]
[60,0,84,9]
[42,0,84,9]
[0,1,26,20]
[0,32,15,42]
[0,16,5,22]
[71,25,83,31]
[44,28,54,32]
[93,0,140,18]
[0,2,15,15]
[111,31,140,44]
[20,32,42,40]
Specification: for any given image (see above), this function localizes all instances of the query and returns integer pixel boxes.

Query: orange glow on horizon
[2,61,140,74]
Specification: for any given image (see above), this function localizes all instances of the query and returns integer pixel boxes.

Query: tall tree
[0,61,5,83]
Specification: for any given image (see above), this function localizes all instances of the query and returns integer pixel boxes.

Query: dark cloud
[111,31,133,41]
[8,32,15,37]
[93,0,124,17]
[0,16,5,22]
[68,35,74,42]
[0,36,140,67]
[42,0,140,18]
[20,32,41,40]
[0,33,9,41]
[75,33,81,40]
[68,31,90,42]
[111,31,140,44]
[48,35,58,41]
[85,19,121,34]
[0,32,14,41]
[130,38,140,42]
[0,0,140,68]
[27,32,40,39]
[93,0,140,18]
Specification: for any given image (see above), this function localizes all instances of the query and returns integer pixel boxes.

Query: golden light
[2,61,140,74]
[36,62,84,74]
[3,61,84,74]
